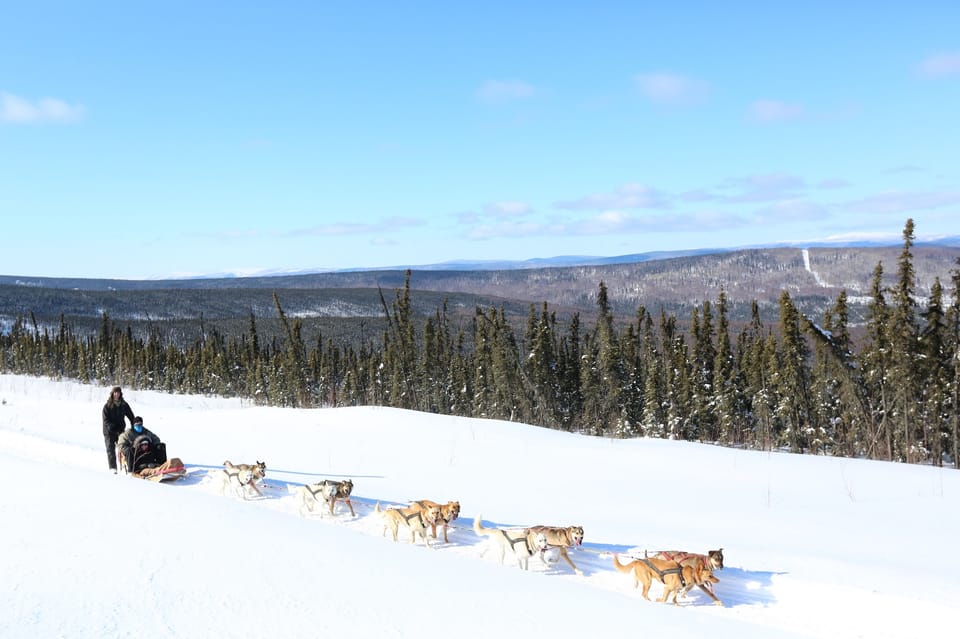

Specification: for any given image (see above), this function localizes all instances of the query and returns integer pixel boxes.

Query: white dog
[473,515,550,570]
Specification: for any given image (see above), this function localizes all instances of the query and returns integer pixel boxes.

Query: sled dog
[612,553,700,605]
[299,479,355,517]
[647,549,724,605]
[473,515,550,570]
[376,501,440,548]
[523,524,585,575]
[411,499,460,543]
[650,548,724,570]
[221,460,266,499]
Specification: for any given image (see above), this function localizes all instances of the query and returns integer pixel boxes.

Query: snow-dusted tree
[861,261,892,460]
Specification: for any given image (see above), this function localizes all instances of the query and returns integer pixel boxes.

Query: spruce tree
[888,219,920,461]
[861,262,892,460]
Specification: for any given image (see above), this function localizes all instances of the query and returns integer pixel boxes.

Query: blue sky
[2,2,958,280]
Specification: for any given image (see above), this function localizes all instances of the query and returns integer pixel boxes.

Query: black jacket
[102,400,135,436]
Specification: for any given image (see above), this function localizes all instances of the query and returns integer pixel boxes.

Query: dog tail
[473,514,495,537]
[223,460,234,468]
[612,553,634,574]
[375,501,382,514]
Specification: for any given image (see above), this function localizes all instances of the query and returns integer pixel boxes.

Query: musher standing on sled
[102,385,135,473]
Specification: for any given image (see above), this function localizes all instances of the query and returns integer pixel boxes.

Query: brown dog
[411,500,460,543]
[651,548,724,570]
[612,553,699,605]
[376,501,441,548]
[648,549,724,605]
[524,525,585,575]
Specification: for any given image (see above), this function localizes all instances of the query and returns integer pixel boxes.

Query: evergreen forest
[3,219,959,468]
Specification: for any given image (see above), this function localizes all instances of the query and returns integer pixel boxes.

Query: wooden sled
[133,457,188,482]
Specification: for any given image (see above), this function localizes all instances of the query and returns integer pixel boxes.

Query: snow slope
[1,374,957,638]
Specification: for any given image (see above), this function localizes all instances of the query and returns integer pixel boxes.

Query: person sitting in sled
[117,416,167,474]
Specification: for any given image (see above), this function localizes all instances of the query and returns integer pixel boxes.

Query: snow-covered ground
[1,373,957,638]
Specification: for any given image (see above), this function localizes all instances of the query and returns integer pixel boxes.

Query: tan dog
[651,548,724,570]
[411,500,460,543]
[524,525,585,575]
[221,460,266,499]
[648,549,724,605]
[612,553,698,605]
[298,479,355,517]
[376,501,440,548]
[473,516,550,570]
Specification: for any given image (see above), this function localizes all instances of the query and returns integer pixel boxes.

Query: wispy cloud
[476,80,537,104]
[216,217,425,239]
[918,52,960,78]
[753,199,830,223]
[720,173,807,203]
[555,183,669,210]
[844,190,960,215]
[298,216,424,236]
[466,209,747,241]
[634,72,708,106]
[483,201,534,217]
[818,178,851,189]
[569,210,746,235]
[748,99,805,123]
[466,220,551,240]
[0,92,85,123]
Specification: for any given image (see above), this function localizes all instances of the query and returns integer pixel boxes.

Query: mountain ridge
[2,242,959,346]
[3,235,959,287]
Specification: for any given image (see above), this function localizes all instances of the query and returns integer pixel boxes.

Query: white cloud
[844,190,960,215]
[566,210,747,236]
[918,52,960,78]
[634,72,708,106]
[555,183,669,210]
[748,99,805,123]
[818,178,851,189]
[0,92,85,123]
[720,173,807,203]
[476,80,537,104]
[466,220,547,240]
[754,199,830,223]
[483,201,533,217]
[247,216,428,237]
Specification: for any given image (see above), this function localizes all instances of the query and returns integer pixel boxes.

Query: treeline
[2,220,959,467]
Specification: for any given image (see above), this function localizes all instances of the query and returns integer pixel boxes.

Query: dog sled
[116,436,188,482]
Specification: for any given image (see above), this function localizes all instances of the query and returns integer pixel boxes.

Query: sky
[2,373,958,638]
[1,2,959,280]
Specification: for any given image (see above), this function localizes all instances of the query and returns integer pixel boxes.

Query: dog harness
[502,531,536,555]
[405,508,437,527]
[223,467,255,487]
[640,557,686,588]
[305,481,334,501]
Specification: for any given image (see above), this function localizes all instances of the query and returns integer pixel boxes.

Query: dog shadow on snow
[581,541,783,608]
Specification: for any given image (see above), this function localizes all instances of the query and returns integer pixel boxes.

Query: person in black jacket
[102,385,135,472]
[116,416,165,473]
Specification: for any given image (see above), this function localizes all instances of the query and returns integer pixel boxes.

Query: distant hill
[2,243,958,346]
